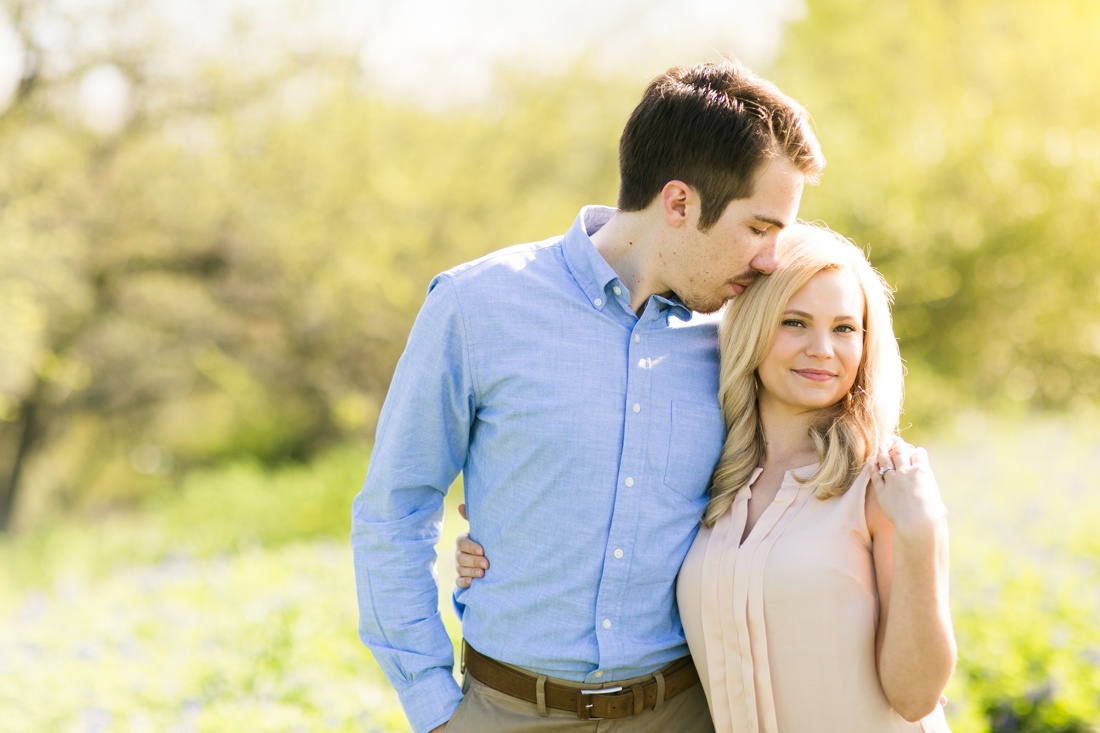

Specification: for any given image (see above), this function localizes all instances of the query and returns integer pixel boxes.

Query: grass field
[1,418,1098,732]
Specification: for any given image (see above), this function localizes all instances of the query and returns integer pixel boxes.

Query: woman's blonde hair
[702,222,903,527]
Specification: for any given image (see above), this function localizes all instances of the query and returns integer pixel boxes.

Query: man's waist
[458,619,689,683]
[461,641,701,720]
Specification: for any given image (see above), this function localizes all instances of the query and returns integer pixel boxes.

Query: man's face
[669,158,805,314]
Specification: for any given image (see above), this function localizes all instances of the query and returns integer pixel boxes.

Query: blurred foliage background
[0,0,1098,731]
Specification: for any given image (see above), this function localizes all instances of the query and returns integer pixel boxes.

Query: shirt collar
[562,206,692,322]
[562,206,619,309]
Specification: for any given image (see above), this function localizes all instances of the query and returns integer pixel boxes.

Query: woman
[675,223,954,732]
[457,223,955,731]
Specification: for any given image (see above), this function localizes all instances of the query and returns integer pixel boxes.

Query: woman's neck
[758,399,820,471]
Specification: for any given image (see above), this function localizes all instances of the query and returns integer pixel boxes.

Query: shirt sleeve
[351,274,475,733]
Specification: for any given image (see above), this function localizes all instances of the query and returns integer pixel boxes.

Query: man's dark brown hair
[617,56,825,231]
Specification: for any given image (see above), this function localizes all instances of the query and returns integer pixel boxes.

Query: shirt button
[633,334,640,343]
[613,549,624,559]
[613,286,622,296]
[593,298,603,307]
[624,477,634,487]
[632,403,640,413]
[594,670,603,678]
[602,619,612,629]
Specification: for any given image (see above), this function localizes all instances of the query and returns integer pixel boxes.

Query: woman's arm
[867,442,956,722]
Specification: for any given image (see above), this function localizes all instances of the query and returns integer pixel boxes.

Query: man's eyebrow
[754,215,788,229]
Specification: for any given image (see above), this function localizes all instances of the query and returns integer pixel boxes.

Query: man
[352,56,824,733]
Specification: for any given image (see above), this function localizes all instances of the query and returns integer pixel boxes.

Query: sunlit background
[1,1,1098,731]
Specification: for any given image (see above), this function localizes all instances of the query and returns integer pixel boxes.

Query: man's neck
[589,210,671,314]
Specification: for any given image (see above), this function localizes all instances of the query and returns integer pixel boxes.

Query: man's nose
[751,237,779,275]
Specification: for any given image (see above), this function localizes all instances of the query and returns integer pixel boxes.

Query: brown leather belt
[461,641,700,720]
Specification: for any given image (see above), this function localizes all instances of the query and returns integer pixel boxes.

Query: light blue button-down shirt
[352,206,726,733]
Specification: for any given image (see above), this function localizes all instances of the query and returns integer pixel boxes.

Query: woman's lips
[794,369,835,382]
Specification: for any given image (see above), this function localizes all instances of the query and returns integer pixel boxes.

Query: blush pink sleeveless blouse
[676,464,951,732]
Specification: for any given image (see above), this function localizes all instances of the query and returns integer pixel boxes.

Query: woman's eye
[835,324,858,333]
[781,319,804,328]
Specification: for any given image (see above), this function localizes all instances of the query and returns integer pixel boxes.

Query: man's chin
[683,283,751,314]
[683,297,725,315]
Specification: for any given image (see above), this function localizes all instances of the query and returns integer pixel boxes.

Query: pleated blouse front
[676,464,950,733]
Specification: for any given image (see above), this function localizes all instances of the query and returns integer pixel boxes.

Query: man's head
[615,57,825,314]
[617,56,824,230]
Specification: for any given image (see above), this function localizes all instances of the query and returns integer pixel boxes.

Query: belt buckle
[577,685,623,720]
[579,685,623,695]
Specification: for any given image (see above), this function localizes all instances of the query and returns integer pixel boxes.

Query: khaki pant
[446,668,715,733]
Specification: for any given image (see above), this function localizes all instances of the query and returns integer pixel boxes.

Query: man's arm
[351,275,475,733]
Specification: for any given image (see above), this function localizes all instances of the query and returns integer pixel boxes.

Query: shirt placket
[741,476,817,733]
[587,297,659,683]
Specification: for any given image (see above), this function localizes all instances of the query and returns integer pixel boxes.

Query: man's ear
[660,180,697,228]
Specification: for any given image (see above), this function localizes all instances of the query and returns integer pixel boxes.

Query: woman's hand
[870,440,947,540]
[455,503,489,589]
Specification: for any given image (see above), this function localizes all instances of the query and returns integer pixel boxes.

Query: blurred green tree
[775,0,1100,426]
[0,0,355,528]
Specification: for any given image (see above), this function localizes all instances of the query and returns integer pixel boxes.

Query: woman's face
[756,268,865,417]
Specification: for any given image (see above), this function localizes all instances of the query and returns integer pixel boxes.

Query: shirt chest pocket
[662,399,726,501]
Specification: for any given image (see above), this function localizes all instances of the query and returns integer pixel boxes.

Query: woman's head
[704,223,903,525]
[723,222,902,431]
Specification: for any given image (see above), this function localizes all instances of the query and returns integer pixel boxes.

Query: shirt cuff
[399,667,464,733]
